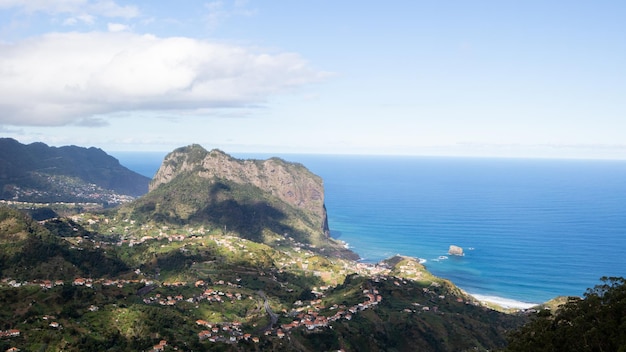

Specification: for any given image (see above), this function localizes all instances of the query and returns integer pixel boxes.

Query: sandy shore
[470,293,538,310]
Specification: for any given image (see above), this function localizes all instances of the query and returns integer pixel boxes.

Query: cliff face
[150,145,330,236]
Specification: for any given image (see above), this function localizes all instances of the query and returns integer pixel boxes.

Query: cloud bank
[0,31,327,126]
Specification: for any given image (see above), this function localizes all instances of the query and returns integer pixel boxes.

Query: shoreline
[470,293,538,310]
[357,250,542,310]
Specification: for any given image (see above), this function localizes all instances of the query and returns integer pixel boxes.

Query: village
[0,260,470,352]
[0,211,483,351]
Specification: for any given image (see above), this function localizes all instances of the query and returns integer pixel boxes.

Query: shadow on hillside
[190,182,308,244]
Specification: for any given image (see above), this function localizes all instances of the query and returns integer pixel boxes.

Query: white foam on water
[470,293,538,310]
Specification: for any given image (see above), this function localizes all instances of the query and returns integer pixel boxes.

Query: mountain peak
[140,145,356,257]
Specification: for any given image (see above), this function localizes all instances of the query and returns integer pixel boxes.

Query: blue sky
[1,1,625,158]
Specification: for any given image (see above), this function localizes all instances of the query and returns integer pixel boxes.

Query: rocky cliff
[150,145,330,236]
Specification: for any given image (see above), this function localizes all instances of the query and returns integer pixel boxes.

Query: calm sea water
[112,152,626,304]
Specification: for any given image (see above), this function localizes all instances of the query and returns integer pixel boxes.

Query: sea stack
[448,245,464,256]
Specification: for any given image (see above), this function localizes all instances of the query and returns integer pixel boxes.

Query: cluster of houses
[196,320,257,343]
[191,286,384,345]
[143,279,247,306]
[0,276,154,293]
[0,330,21,352]
[1,278,65,289]
[0,329,20,338]
[3,179,134,205]
[279,287,383,334]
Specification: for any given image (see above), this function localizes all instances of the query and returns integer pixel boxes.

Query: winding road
[257,290,278,328]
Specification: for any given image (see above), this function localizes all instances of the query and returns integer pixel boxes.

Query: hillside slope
[0,206,528,352]
[0,206,128,280]
[0,138,149,203]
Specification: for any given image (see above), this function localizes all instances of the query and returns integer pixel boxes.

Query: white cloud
[63,13,95,26]
[204,1,228,30]
[0,0,87,14]
[90,0,138,19]
[0,0,138,18]
[203,0,255,30]
[0,31,329,126]
[107,22,128,32]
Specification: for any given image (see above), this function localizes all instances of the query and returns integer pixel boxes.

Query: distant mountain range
[0,138,149,204]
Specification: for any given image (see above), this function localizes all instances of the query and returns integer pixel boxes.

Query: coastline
[328,240,541,309]
[470,293,538,310]
[118,153,626,310]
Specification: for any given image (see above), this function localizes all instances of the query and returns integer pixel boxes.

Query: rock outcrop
[150,145,330,236]
[448,245,464,256]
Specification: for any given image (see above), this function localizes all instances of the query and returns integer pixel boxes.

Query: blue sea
[112,152,626,306]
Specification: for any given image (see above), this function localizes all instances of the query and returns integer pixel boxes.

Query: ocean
[112,152,626,307]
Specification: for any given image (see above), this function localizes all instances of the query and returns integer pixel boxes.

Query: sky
[1,1,626,158]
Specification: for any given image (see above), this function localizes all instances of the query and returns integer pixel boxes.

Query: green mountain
[115,145,355,259]
[0,138,149,204]
[0,207,128,280]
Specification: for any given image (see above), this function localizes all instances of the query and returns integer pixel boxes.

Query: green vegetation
[0,137,149,203]
[0,204,533,351]
[506,276,626,352]
[3,144,621,351]
[0,207,129,280]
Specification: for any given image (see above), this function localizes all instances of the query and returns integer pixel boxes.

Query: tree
[506,277,626,352]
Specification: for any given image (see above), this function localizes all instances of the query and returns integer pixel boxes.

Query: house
[196,319,210,327]
[198,330,211,340]
[281,322,298,331]
[151,339,167,351]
